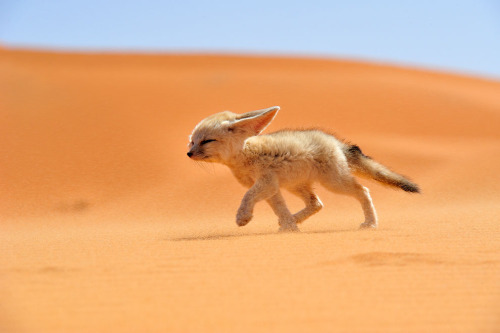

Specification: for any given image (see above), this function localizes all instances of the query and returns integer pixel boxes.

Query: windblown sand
[1,49,499,333]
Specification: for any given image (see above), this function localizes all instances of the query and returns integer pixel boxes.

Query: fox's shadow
[169,228,357,242]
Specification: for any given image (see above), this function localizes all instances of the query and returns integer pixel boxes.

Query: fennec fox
[187,106,419,232]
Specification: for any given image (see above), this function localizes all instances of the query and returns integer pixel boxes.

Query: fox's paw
[278,224,300,233]
[359,222,378,229]
[278,218,299,232]
[236,210,253,227]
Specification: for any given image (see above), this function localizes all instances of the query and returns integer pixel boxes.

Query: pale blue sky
[1,0,499,78]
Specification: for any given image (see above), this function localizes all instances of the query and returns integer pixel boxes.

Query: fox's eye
[200,139,216,145]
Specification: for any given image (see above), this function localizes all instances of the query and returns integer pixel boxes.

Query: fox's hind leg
[321,176,378,229]
[288,185,323,224]
[266,192,299,232]
[354,184,378,229]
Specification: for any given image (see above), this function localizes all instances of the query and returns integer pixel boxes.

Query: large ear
[231,106,280,135]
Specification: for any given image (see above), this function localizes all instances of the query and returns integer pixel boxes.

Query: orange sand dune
[0,49,499,333]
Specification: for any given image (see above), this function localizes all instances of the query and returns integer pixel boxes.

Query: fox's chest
[227,152,274,188]
[229,165,256,188]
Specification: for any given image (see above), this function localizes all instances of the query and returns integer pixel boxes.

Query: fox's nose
[187,152,193,158]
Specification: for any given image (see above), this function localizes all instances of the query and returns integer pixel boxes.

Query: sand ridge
[1,48,499,333]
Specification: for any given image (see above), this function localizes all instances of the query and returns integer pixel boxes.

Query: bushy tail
[344,145,420,193]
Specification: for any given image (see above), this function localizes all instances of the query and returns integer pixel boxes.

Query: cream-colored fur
[187,106,419,232]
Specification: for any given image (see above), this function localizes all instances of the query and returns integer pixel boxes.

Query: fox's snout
[187,148,198,159]
[187,146,205,160]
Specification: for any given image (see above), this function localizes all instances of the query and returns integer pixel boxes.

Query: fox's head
[187,106,279,163]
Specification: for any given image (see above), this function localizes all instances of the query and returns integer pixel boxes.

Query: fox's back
[245,129,345,157]
[239,129,349,186]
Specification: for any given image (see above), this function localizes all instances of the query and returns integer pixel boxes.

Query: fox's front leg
[236,174,279,226]
[266,192,299,232]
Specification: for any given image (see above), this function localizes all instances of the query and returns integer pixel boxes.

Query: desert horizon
[1,47,499,333]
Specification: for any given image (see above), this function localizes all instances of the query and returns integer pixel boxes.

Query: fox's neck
[220,148,246,168]
[221,151,255,188]
[219,138,249,168]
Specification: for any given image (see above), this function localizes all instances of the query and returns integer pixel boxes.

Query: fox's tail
[344,144,420,193]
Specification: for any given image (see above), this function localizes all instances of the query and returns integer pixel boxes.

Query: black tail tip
[401,183,420,193]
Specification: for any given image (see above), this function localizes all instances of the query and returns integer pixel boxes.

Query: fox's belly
[231,159,320,187]
[274,161,320,186]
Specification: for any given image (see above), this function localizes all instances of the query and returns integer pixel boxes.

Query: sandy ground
[1,49,499,333]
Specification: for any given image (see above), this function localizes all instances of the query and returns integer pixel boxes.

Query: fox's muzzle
[187,148,204,160]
